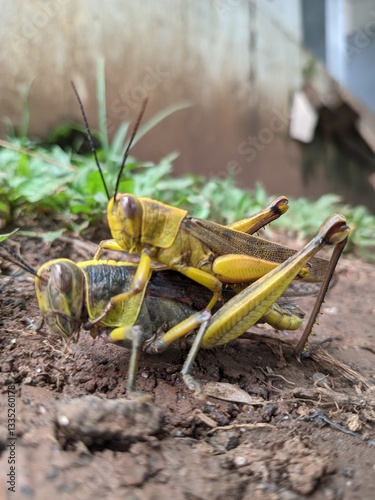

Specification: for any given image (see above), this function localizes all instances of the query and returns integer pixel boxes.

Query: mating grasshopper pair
[1,86,350,397]
[70,84,349,388]
[0,206,348,396]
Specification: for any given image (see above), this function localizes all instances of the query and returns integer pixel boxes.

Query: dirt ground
[0,234,375,500]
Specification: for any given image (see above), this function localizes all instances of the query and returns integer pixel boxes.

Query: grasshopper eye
[52,263,73,293]
[36,268,50,291]
[119,195,138,219]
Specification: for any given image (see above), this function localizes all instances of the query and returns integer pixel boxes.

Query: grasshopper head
[108,194,143,252]
[35,259,85,340]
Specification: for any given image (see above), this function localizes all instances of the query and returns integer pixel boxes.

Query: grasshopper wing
[184,217,330,282]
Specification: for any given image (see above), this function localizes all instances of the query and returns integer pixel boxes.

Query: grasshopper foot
[300,337,333,359]
[182,374,206,400]
[127,390,153,403]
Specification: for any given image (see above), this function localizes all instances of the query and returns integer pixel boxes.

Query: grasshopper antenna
[113,98,148,201]
[0,243,39,278]
[70,81,110,201]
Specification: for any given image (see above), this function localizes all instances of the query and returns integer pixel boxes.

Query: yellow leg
[171,264,223,310]
[110,252,152,304]
[107,325,151,398]
[146,215,348,358]
[262,302,304,330]
[94,239,125,259]
[143,310,211,354]
[89,252,152,326]
[227,196,289,234]
[201,215,349,349]
[212,254,310,283]
[181,215,349,396]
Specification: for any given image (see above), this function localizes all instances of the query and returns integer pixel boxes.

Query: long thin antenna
[0,243,39,277]
[113,98,148,200]
[70,81,110,200]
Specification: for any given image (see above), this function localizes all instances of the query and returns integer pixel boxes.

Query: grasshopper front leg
[89,252,152,326]
[94,239,124,260]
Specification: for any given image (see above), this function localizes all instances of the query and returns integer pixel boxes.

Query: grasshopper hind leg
[108,325,151,401]
[294,235,348,359]
[180,317,211,398]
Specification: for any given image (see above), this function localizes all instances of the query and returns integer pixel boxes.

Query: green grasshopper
[1,213,349,395]
[71,84,349,360]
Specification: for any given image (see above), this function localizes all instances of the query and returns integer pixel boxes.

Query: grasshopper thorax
[35,259,85,339]
[108,194,144,253]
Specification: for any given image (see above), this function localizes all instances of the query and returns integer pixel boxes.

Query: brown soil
[1,235,375,500]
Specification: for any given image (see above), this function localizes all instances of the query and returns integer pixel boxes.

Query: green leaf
[0,228,19,242]
[18,229,65,243]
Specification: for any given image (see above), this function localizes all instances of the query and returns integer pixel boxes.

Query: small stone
[347,414,362,432]
[342,467,354,478]
[209,430,239,451]
[311,373,328,387]
[260,404,277,422]
[57,415,70,426]
[234,456,246,467]
[55,396,163,448]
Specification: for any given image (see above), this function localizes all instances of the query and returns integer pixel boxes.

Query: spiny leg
[294,235,348,359]
[200,215,349,351]
[144,215,348,396]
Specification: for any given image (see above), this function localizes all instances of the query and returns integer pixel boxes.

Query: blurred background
[1,0,375,213]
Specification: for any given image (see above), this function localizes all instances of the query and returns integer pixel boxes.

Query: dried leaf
[203,382,265,405]
[347,414,362,432]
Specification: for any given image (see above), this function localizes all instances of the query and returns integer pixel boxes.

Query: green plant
[0,58,190,231]
[0,229,19,243]
[1,61,374,261]
[272,193,375,261]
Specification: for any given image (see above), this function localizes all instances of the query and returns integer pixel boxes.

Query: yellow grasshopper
[0,213,349,395]
[1,244,306,395]
[71,84,349,359]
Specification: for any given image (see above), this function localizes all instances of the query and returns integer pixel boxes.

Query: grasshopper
[1,243,304,368]
[1,213,349,395]
[71,84,349,359]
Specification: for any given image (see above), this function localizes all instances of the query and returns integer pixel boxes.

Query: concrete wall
[0,0,374,211]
